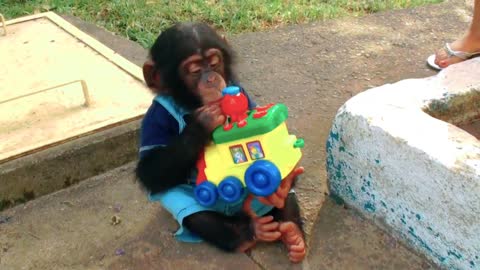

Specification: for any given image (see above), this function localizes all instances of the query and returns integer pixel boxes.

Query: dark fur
[149,22,236,110]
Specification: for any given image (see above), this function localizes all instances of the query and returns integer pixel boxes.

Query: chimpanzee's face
[179,48,227,105]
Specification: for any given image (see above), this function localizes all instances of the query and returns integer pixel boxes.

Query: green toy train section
[212,103,288,144]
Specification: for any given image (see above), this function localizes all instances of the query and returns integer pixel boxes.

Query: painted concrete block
[326,58,480,270]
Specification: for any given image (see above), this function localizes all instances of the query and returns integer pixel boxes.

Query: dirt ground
[0,0,475,269]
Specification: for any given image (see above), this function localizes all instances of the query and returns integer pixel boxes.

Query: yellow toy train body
[194,92,304,206]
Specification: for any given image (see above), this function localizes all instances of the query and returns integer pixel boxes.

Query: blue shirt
[139,84,256,158]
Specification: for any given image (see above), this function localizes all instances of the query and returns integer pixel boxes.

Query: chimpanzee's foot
[279,221,306,263]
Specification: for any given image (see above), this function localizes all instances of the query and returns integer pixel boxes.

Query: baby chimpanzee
[136,22,306,262]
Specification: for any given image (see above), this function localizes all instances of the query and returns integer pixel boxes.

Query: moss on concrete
[424,89,480,126]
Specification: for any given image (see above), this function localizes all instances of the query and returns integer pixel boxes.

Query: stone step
[0,163,431,270]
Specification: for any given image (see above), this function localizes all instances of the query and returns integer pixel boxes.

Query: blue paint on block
[364,202,376,213]
[416,214,421,220]
[330,193,345,205]
[407,226,433,253]
[329,130,339,141]
[346,185,357,201]
[380,201,387,208]
[447,250,463,260]
[375,159,380,164]
[470,261,475,268]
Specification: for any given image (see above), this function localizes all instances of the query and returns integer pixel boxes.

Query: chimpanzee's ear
[221,34,228,44]
[143,60,163,91]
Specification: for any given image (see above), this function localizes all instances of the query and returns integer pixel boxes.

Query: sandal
[427,43,480,70]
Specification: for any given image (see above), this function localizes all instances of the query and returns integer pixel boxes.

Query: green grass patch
[1,0,442,48]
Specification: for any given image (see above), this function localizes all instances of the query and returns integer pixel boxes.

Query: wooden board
[0,12,153,163]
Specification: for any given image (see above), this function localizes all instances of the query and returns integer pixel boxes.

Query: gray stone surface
[0,163,432,270]
[0,14,148,208]
[307,199,435,270]
[326,57,480,270]
[0,163,261,270]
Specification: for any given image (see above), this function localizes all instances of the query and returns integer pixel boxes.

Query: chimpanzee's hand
[194,104,226,133]
[253,215,281,242]
[257,167,304,209]
[241,197,281,243]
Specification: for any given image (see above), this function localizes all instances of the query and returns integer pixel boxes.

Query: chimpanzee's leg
[183,211,255,252]
[269,192,304,232]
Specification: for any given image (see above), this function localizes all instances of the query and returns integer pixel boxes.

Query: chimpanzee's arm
[136,120,209,194]
[183,211,255,252]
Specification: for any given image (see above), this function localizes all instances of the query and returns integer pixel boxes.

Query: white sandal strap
[445,43,480,59]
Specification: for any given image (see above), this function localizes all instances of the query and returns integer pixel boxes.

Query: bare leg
[435,0,480,68]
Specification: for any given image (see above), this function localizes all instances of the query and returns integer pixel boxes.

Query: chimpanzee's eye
[188,63,201,75]
[209,55,220,69]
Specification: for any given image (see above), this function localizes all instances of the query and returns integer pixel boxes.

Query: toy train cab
[194,86,304,206]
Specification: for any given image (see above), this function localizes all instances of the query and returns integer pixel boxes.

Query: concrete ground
[0,0,474,269]
[0,163,432,270]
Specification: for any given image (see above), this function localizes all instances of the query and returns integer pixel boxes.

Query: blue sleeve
[139,101,179,159]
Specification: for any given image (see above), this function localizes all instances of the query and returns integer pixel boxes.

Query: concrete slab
[307,199,433,270]
[0,14,149,208]
[0,163,261,270]
[326,57,480,270]
[0,163,432,270]
[0,13,152,163]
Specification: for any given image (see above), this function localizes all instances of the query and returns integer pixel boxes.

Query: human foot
[279,221,306,263]
[432,35,480,69]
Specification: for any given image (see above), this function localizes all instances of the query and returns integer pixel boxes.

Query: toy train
[194,86,304,206]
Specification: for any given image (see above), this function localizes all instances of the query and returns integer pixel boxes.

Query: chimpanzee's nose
[207,73,215,83]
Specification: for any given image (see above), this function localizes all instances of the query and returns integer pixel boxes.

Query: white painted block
[326,58,480,270]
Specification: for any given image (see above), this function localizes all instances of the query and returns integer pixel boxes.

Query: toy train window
[247,141,265,160]
[229,145,248,164]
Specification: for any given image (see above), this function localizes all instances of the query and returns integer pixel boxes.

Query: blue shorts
[149,184,274,243]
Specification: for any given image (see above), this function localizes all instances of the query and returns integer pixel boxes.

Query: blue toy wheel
[194,181,218,207]
[244,160,281,196]
[218,176,244,203]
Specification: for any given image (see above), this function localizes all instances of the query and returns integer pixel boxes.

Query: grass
[1,0,443,48]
